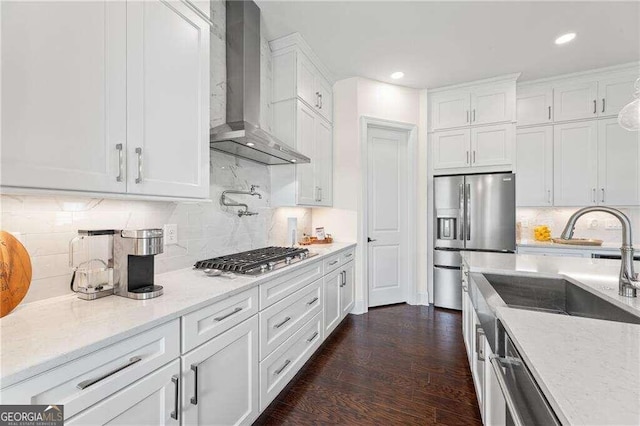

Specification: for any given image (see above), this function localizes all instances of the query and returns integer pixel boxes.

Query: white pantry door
[367,127,409,307]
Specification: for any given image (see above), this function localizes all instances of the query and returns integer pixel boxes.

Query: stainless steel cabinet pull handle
[170,375,179,420]
[466,110,469,123]
[274,316,291,329]
[135,147,143,184]
[319,93,323,109]
[466,151,469,165]
[475,325,485,361]
[190,364,199,405]
[548,106,551,120]
[214,307,242,322]
[592,188,596,203]
[472,109,476,122]
[116,144,124,182]
[329,260,339,266]
[490,356,525,426]
[547,189,552,204]
[274,359,291,375]
[472,150,476,164]
[306,296,319,306]
[315,92,319,107]
[318,187,322,202]
[345,253,353,258]
[342,271,347,287]
[307,331,319,343]
[77,356,142,390]
[602,98,605,113]
[601,188,605,203]
[593,99,597,114]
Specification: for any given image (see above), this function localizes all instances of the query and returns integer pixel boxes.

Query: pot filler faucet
[561,206,640,297]
[221,185,262,217]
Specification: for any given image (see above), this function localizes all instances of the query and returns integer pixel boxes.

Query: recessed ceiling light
[290,159,297,163]
[555,33,576,45]
[246,142,254,147]
[390,71,404,80]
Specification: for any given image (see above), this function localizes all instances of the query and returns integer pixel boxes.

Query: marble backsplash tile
[517,207,640,244]
[0,151,311,304]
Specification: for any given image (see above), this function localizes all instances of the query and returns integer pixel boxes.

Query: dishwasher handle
[489,355,525,426]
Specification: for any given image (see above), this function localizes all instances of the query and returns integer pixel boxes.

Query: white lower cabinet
[483,340,507,426]
[67,360,180,425]
[323,268,343,337]
[181,316,260,426]
[341,261,355,317]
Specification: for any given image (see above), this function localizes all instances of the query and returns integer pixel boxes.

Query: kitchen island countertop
[462,251,640,425]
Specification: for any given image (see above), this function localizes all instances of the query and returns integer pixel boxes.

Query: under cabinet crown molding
[268,32,335,84]
[517,61,640,88]
[427,72,521,94]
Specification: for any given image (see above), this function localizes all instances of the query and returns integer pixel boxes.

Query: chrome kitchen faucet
[561,206,640,297]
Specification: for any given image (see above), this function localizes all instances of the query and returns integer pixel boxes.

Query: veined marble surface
[497,307,640,426]
[0,243,355,389]
[462,251,640,425]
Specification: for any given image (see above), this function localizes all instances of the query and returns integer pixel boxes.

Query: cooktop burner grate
[194,246,310,274]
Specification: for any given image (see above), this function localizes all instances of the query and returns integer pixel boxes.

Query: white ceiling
[256,1,640,89]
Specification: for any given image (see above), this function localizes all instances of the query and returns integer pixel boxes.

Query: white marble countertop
[517,240,622,252]
[462,251,640,425]
[0,243,356,388]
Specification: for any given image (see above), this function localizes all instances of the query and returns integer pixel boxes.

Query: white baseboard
[351,299,367,315]
[415,292,430,306]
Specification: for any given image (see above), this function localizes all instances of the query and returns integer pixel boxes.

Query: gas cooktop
[194,246,317,276]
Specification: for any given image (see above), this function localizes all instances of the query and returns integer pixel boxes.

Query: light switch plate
[164,224,178,245]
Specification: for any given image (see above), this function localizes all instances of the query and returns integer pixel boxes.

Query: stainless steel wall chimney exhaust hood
[210,0,310,165]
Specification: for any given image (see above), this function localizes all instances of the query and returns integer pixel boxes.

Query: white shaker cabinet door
[432,129,471,170]
[471,124,513,168]
[470,83,515,126]
[598,72,640,118]
[126,0,210,198]
[323,268,342,338]
[1,1,127,193]
[553,121,598,206]
[316,75,333,123]
[340,261,355,318]
[516,85,553,126]
[296,52,317,108]
[430,91,470,131]
[315,116,333,206]
[295,101,318,205]
[67,360,180,426]
[515,126,553,206]
[182,316,260,426]
[553,80,598,122]
[597,118,640,206]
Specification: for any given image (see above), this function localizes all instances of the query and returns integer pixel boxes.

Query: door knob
[367,237,377,243]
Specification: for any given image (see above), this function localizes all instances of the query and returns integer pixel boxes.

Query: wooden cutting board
[1,231,32,317]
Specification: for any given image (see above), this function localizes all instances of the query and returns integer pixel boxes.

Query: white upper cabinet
[270,33,334,207]
[471,124,513,167]
[597,118,640,206]
[516,126,553,206]
[0,0,210,199]
[552,80,599,122]
[553,121,598,206]
[470,83,515,125]
[1,1,127,193]
[430,78,516,131]
[516,85,553,126]
[430,90,471,130]
[126,0,210,198]
[432,129,471,170]
[598,72,639,117]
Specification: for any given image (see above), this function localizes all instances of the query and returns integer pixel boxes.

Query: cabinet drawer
[341,248,355,262]
[259,260,323,309]
[182,287,259,353]
[259,279,322,360]
[323,253,342,274]
[1,320,180,419]
[259,313,322,410]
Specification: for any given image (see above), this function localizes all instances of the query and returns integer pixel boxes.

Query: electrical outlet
[520,219,530,227]
[164,224,178,245]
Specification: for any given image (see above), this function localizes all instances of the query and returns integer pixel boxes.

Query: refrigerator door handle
[466,183,471,241]
[458,183,465,240]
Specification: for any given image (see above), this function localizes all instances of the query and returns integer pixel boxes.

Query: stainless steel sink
[482,274,640,325]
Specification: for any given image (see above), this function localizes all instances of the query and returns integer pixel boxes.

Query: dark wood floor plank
[254,304,482,426]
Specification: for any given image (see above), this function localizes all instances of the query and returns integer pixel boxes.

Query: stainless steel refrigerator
[434,173,516,310]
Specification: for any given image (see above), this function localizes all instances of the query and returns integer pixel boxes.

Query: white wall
[313,77,426,313]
